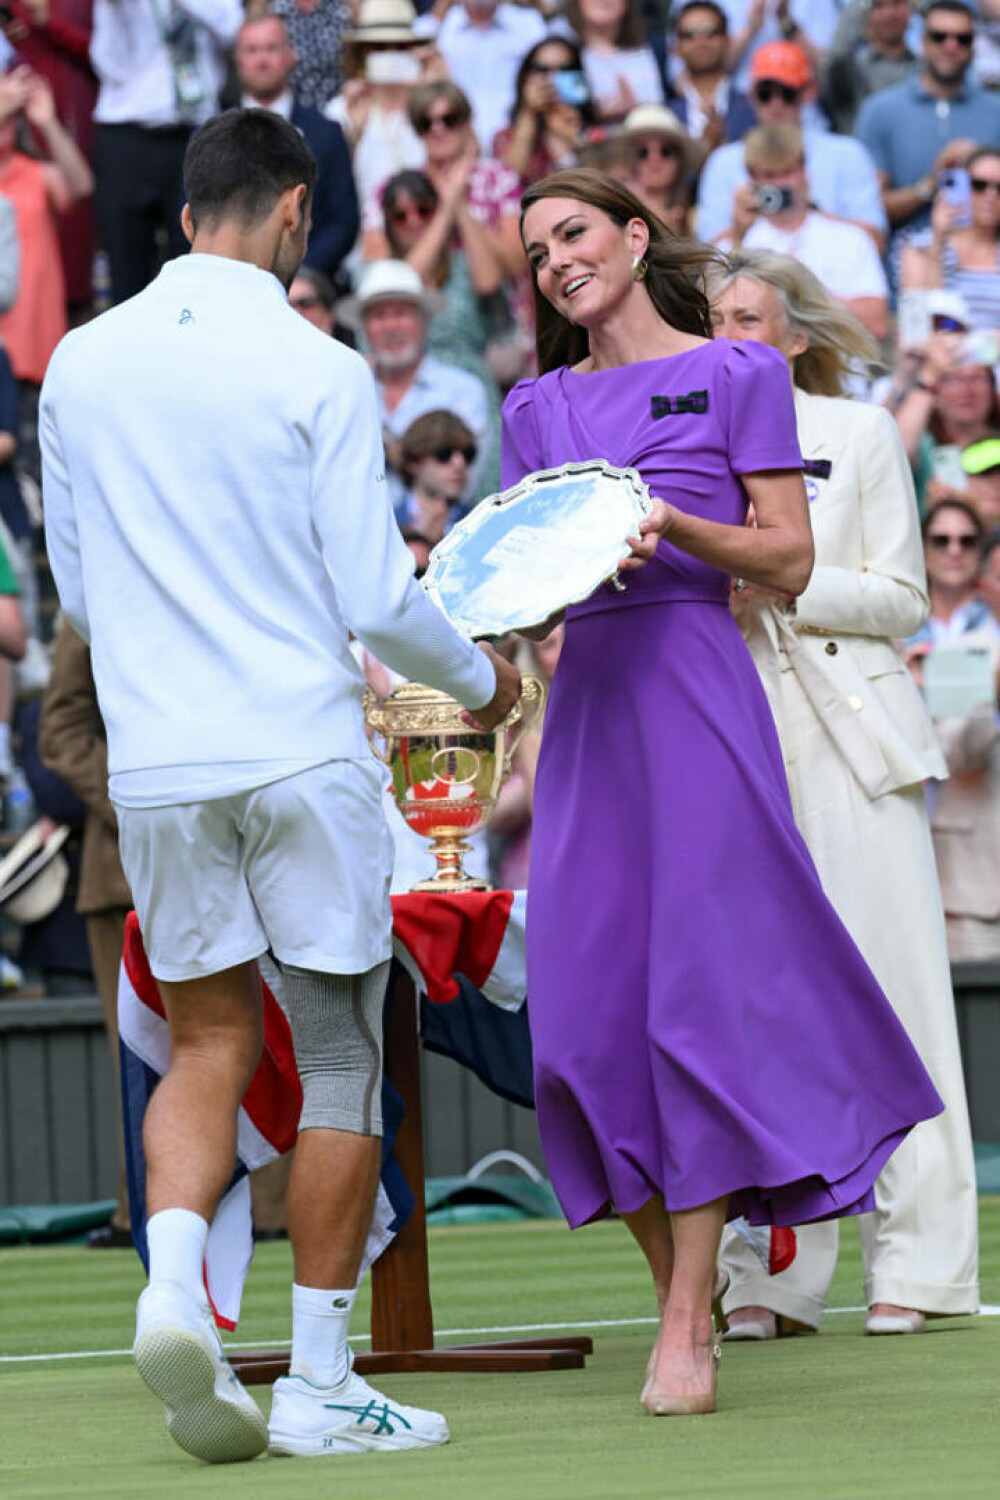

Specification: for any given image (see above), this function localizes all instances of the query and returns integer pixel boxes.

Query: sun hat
[0,819,71,924]
[618,104,693,171]
[338,260,444,328]
[927,288,972,327]
[346,0,418,46]
[749,41,813,90]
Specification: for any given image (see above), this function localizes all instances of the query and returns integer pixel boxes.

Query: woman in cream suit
[711,250,979,1338]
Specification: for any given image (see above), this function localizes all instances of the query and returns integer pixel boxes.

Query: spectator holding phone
[493,35,598,186]
[854,2,1000,254]
[697,41,886,246]
[565,0,665,124]
[901,148,1000,334]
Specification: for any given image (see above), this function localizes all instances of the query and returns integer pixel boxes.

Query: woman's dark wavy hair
[520,168,720,374]
[509,37,598,132]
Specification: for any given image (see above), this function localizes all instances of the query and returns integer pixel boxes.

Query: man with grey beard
[342,258,494,507]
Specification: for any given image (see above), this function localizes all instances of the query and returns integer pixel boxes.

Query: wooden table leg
[232,960,591,1385]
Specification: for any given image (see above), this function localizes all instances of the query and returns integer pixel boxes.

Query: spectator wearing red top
[2,0,97,309]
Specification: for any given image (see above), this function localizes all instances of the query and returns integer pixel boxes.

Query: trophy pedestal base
[410,875,490,894]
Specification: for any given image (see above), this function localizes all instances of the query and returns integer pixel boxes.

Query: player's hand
[463,644,523,731]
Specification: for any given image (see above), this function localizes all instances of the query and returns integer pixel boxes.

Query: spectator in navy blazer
[666,1,755,162]
[235,14,359,285]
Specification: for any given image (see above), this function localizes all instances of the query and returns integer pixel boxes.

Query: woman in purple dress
[505,168,944,1417]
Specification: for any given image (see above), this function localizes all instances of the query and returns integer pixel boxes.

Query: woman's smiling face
[521,196,646,328]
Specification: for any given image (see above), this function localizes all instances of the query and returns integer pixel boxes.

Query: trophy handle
[362,688,391,765]
[501,674,546,774]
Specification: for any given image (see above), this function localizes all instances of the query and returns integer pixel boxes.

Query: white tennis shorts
[117,760,395,983]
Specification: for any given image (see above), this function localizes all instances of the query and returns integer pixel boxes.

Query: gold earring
[632,255,648,282]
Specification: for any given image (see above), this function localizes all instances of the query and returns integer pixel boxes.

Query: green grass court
[2,1202,999,1499]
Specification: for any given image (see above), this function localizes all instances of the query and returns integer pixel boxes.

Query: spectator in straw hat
[619,103,694,234]
[696,39,885,244]
[323,0,437,228]
[340,258,495,503]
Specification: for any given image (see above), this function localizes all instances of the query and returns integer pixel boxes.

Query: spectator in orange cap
[696,39,885,244]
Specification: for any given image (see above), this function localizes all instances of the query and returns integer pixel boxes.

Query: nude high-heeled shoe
[642,1343,720,1417]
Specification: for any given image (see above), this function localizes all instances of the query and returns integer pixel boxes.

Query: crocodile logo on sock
[331,1297,350,1310]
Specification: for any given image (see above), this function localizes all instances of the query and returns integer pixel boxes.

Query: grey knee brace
[280,961,389,1136]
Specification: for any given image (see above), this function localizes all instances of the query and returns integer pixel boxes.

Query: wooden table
[232,967,591,1383]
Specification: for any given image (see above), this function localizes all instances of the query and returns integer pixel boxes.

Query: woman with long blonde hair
[712,249,979,1342]
[504,171,943,1416]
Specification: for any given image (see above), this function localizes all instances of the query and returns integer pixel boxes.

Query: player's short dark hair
[183,109,317,231]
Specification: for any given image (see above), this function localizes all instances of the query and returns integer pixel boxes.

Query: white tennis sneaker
[268,1354,450,1456]
[133,1284,268,1464]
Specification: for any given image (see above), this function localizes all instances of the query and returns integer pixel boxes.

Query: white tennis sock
[290,1283,357,1388]
[146,1208,209,1300]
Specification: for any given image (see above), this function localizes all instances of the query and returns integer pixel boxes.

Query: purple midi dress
[501,338,943,1230]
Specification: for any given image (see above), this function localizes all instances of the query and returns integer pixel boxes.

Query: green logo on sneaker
[324,1400,413,1436]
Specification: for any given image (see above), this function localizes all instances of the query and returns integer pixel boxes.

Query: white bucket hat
[338,259,444,329]
[346,0,418,45]
[0,819,71,925]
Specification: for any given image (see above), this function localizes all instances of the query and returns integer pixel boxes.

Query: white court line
[1,1306,997,1366]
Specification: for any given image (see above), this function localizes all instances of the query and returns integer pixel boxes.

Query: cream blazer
[743,387,947,799]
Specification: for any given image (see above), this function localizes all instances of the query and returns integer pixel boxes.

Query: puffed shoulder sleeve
[720,340,803,476]
[501,378,544,489]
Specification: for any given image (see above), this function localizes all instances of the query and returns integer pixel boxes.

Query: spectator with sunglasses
[493,35,599,186]
[902,147,1000,334]
[564,0,665,123]
[855,2,1000,250]
[374,81,525,280]
[394,408,477,539]
[697,40,886,244]
[619,103,694,233]
[367,170,507,429]
[665,1,755,157]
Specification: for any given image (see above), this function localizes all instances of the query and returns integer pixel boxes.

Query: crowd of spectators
[3,0,1000,992]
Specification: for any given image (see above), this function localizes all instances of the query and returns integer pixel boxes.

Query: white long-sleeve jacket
[40,253,495,804]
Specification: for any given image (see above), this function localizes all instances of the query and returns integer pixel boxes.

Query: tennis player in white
[40,108,521,1465]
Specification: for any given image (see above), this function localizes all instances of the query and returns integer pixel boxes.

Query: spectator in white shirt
[720,122,888,339]
[564,0,665,123]
[696,39,886,244]
[435,0,548,150]
[340,258,495,505]
[90,0,242,303]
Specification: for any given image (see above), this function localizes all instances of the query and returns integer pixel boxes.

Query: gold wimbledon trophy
[365,677,545,893]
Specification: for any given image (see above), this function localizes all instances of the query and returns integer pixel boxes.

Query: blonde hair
[742,123,804,174]
[711,249,879,396]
